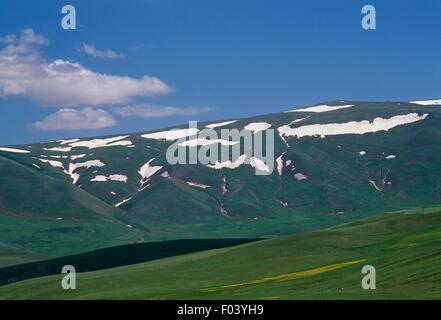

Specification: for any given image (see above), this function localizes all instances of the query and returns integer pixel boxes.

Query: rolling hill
[0,238,259,286]
[1,100,441,257]
[1,205,440,299]
[0,244,48,269]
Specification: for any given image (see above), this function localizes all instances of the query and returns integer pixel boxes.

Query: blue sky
[0,0,440,145]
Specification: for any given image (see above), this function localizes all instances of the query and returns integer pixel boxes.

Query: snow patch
[186,181,211,189]
[287,104,354,113]
[178,138,239,147]
[115,197,132,208]
[250,157,271,173]
[222,176,227,195]
[0,147,31,154]
[279,113,428,139]
[205,120,237,129]
[277,118,306,147]
[385,155,396,160]
[369,180,382,192]
[67,160,105,184]
[138,158,163,186]
[359,151,367,156]
[58,138,80,145]
[276,154,285,176]
[244,122,272,133]
[39,159,64,169]
[278,200,288,207]
[141,128,199,141]
[91,174,128,183]
[206,154,247,169]
[69,136,132,149]
[294,173,308,181]
[70,154,87,160]
[410,99,441,106]
[43,147,72,152]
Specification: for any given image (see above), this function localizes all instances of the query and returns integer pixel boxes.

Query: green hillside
[0,156,139,256]
[0,245,48,269]
[0,238,259,286]
[1,101,441,257]
[1,206,440,299]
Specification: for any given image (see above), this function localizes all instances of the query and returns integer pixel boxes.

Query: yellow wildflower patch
[201,259,364,293]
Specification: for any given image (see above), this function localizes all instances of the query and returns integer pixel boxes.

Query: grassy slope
[0,245,48,269]
[1,206,441,299]
[0,239,260,286]
[0,156,139,256]
[1,101,440,257]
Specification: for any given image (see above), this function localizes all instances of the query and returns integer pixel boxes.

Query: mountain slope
[0,238,260,286]
[0,244,48,269]
[0,155,139,256]
[1,100,441,255]
[1,205,440,299]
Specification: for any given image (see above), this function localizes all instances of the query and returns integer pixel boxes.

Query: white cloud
[34,107,117,131]
[113,103,212,118]
[0,29,171,107]
[79,43,125,59]
[0,28,48,48]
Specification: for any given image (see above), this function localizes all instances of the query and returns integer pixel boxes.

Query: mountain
[1,100,441,256]
[2,205,440,299]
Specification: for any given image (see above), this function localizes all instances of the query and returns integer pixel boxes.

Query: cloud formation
[34,107,117,131]
[79,43,125,59]
[0,29,171,107]
[113,103,213,118]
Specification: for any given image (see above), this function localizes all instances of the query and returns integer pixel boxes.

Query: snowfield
[39,159,64,169]
[206,154,247,169]
[70,154,87,160]
[43,147,72,152]
[67,160,106,184]
[141,128,199,141]
[115,197,132,208]
[287,104,354,113]
[410,99,441,106]
[205,120,238,129]
[58,138,80,145]
[0,147,31,154]
[178,138,239,147]
[91,174,128,183]
[138,158,163,185]
[244,122,272,133]
[69,136,132,149]
[250,156,271,173]
[186,181,211,189]
[206,154,271,173]
[276,154,284,176]
[278,113,428,139]
[294,173,308,181]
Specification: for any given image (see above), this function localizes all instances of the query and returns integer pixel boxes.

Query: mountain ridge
[1,99,440,256]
